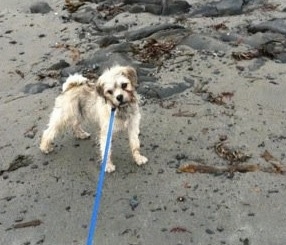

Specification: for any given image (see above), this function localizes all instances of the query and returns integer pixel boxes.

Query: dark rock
[220,32,242,43]
[75,36,159,84]
[215,0,243,16]
[158,169,164,174]
[276,53,286,63]
[0,155,33,176]
[23,83,50,94]
[31,164,38,169]
[48,59,70,70]
[9,40,17,45]
[30,2,52,14]
[98,35,120,48]
[183,77,195,87]
[125,213,135,219]
[42,161,49,166]
[125,0,190,15]
[190,0,243,17]
[175,153,187,161]
[137,86,158,98]
[70,7,98,24]
[101,24,128,33]
[190,5,219,17]
[129,195,139,210]
[220,32,285,50]
[81,190,93,197]
[163,1,191,15]
[148,28,191,43]
[1,196,16,201]
[239,238,250,245]
[260,40,286,63]
[139,82,191,99]
[24,127,37,139]
[264,40,285,55]
[248,18,286,36]
[61,65,83,77]
[22,241,31,245]
[125,23,185,41]
[90,0,107,2]
[205,228,215,234]
[2,173,9,179]
[101,42,133,53]
[245,32,285,49]
[14,216,24,222]
[180,34,228,51]
[167,160,180,168]
[144,4,162,15]
[138,76,157,83]
[124,0,161,4]
[248,58,266,71]
[243,0,269,13]
[217,226,224,232]
[79,51,134,73]
[129,5,145,13]
[35,235,45,245]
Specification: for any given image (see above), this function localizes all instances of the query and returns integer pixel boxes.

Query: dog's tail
[62,74,88,92]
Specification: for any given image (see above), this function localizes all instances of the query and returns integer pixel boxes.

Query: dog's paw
[75,131,91,140]
[105,162,116,173]
[134,154,148,166]
[40,144,54,154]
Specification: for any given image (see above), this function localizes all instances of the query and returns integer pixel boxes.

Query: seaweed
[178,162,259,174]
[132,38,176,64]
[215,141,251,163]
[64,0,85,13]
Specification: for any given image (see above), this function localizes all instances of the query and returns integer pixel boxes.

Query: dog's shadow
[58,130,137,171]
[38,120,147,179]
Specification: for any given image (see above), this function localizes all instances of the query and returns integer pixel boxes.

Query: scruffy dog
[40,65,148,172]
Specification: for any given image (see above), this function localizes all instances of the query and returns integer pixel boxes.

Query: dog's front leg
[128,113,148,166]
[99,126,115,173]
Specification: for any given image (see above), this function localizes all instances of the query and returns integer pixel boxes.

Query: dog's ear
[122,66,138,88]
[96,79,104,97]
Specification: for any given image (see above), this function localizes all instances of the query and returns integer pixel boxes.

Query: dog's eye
[107,90,113,95]
[121,83,127,89]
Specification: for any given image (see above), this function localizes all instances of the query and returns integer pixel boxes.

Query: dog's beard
[104,97,129,109]
[116,100,130,109]
[119,103,128,108]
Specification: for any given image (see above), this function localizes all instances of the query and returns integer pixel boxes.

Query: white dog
[40,65,148,172]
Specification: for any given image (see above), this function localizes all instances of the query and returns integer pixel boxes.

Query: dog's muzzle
[116,94,128,107]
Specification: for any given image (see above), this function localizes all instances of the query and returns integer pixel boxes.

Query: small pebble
[205,228,215,234]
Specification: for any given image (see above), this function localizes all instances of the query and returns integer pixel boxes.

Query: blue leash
[86,108,116,245]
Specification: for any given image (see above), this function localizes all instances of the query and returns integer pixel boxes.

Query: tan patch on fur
[96,80,104,96]
[63,83,79,92]
[122,66,138,88]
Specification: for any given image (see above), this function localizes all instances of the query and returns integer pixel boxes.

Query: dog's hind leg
[40,108,66,154]
[72,121,91,139]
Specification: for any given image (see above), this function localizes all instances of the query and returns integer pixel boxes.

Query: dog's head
[96,66,138,108]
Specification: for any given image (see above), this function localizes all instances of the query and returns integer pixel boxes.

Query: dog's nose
[116,94,123,102]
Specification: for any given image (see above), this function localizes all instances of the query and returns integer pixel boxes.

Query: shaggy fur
[40,65,148,172]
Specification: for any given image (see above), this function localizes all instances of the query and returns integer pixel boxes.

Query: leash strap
[86,108,116,245]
